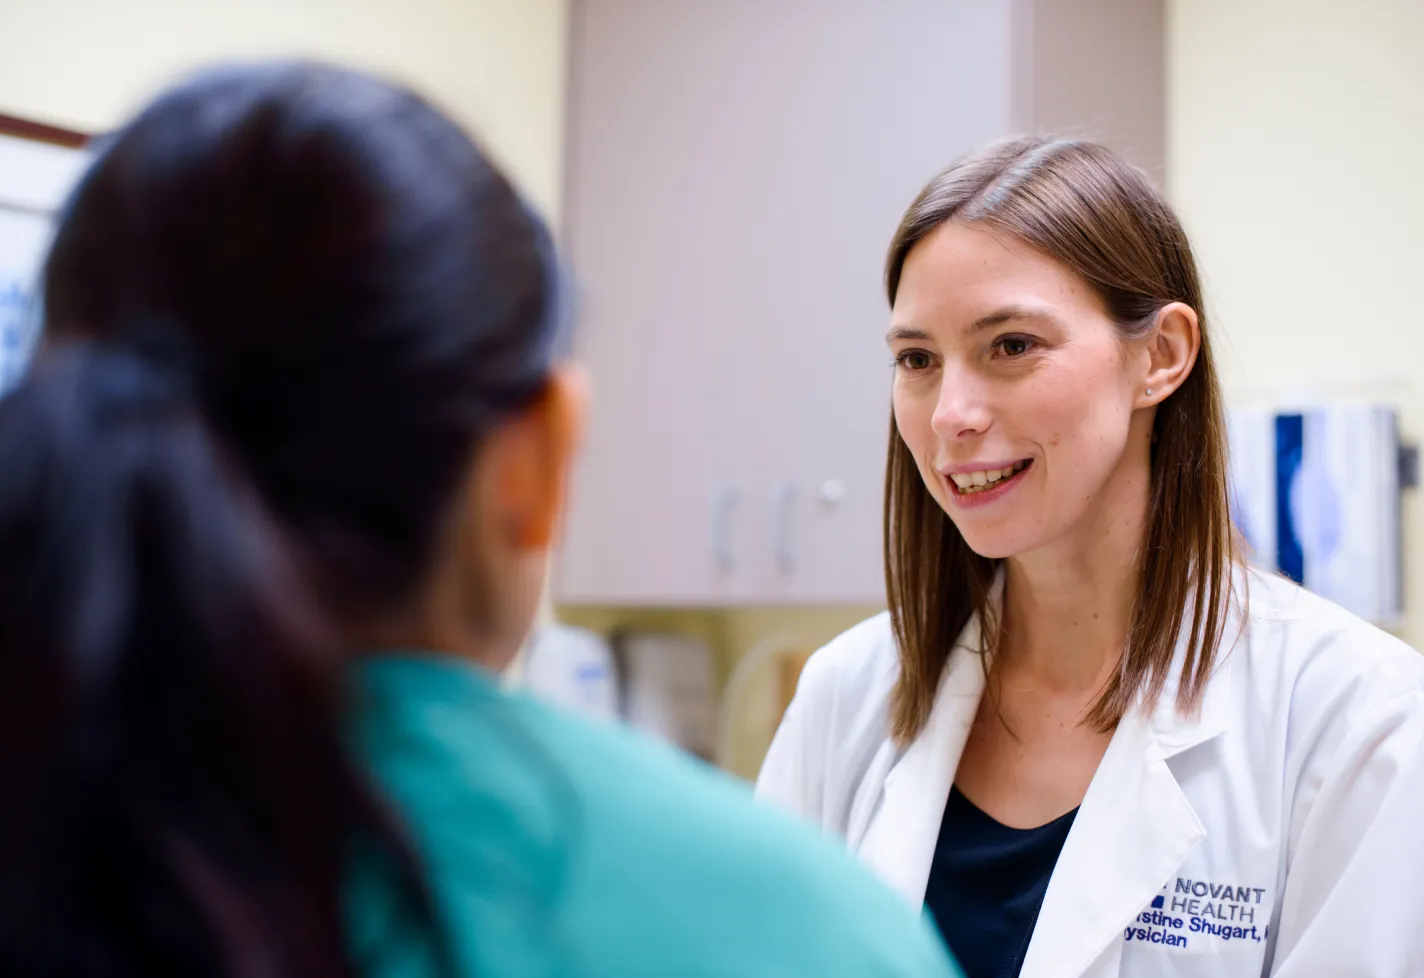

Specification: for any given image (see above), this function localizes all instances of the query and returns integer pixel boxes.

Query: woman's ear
[1138,302,1200,407]
[479,363,590,552]
[417,364,590,664]
[513,363,589,549]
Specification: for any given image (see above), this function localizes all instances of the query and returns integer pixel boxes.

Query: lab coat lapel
[1017,707,1204,978]
[1018,630,1238,978]
[856,619,985,904]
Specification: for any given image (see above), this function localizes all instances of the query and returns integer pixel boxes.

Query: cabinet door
[728,2,1015,604]
[557,0,1013,605]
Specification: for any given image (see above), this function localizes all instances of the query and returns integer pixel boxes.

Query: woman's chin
[948,522,1044,562]
[961,539,1020,561]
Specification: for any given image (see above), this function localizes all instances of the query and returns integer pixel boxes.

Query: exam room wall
[1167,0,1424,648]
[0,0,568,219]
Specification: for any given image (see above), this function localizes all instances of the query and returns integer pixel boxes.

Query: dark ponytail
[0,62,555,976]
[0,338,383,976]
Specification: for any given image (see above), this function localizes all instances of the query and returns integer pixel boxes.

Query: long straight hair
[0,63,558,976]
[882,136,1239,743]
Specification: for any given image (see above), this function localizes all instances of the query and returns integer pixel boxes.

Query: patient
[0,62,959,977]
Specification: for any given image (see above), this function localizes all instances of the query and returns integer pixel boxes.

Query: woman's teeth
[950,460,1028,494]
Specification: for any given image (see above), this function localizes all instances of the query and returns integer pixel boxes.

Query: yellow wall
[0,0,568,218]
[1167,0,1424,644]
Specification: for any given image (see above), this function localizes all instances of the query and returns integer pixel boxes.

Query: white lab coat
[756,569,1424,977]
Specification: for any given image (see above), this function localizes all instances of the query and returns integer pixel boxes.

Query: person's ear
[1137,302,1200,407]
[413,364,589,664]
[487,363,590,551]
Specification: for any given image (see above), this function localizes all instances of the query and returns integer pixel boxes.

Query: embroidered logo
[1124,877,1271,951]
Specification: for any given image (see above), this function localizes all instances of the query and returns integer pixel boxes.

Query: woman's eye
[894,350,933,371]
[994,335,1035,358]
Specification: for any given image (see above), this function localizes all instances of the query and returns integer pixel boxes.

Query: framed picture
[0,113,91,390]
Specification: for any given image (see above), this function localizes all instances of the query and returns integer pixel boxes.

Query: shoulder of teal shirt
[345,654,961,978]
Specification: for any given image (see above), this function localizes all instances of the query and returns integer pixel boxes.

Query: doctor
[757,135,1424,978]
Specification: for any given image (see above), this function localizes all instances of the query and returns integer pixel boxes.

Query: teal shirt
[346,656,960,978]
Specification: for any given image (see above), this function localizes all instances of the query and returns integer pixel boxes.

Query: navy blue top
[924,786,1078,978]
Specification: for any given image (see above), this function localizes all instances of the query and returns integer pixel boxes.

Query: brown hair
[882,136,1239,742]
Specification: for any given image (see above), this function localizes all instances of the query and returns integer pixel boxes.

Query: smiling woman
[757,135,1424,978]
[880,139,1228,741]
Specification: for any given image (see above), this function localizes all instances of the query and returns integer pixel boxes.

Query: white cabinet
[556,0,1164,606]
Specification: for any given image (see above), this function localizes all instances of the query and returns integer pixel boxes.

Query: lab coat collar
[858,573,1246,977]
[1143,584,1245,759]
[1019,583,1246,978]
[856,612,987,904]
[1018,703,1207,978]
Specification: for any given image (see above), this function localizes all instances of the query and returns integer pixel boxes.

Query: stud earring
[1145,388,1154,396]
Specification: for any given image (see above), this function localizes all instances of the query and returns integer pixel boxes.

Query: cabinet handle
[711,485,739,572]
[771,481,797,573]
[819,478,846,506]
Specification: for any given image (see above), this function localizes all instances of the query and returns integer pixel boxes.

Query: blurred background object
[612,631,720,760]
[0,119,89,391]
[716,636,812,781]
[1229,402,1405,626]
[516,623,621,721]
[3,0,1422,776]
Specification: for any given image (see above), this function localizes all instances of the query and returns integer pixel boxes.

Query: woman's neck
[997,460,1150,696]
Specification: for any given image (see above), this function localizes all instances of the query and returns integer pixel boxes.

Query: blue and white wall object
[1228,402,1403,625]
[0,129,90,392]
[0,274,32,391]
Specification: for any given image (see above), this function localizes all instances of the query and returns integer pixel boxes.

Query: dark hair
[0,62,561,976]
[882,136,1239,742]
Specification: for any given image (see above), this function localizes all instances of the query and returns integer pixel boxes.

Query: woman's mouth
[948,459,1031,496]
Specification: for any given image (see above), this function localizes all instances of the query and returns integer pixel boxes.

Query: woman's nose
[930,372,992,440]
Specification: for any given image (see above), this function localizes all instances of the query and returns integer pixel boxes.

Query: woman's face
[888,221,1155,561]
